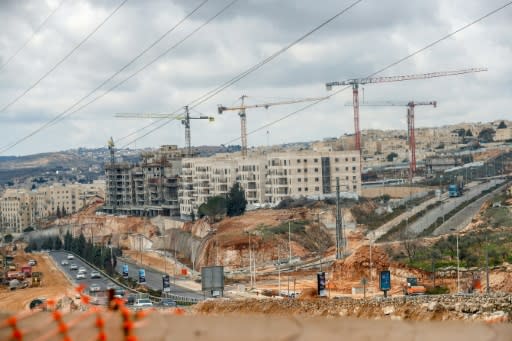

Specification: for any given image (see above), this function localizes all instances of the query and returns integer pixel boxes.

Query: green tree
[76,233,86,257]
[54,236,63,250]
[497,121,507,129]
[386,152,398,162]
[62,205,67,217]
[197,196,226,221]
[64,230,72,251]
[478,128,495,143]
[226,183,248,217]
[56,206,61,218]
[3,234,13,243]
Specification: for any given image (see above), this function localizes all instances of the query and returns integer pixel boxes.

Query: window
[298,188,302,192]
[352,176,356,180]
[297,159,301,163]
[352,166,356,172]
[335,167,339,172]
[345,166,349,171]
[335,158,339,162]
[315,177,319,182]
[304,187,308,192]
[304,168,308,173]
[314,168,319,172]
[303,159,307,163]
[298,169,301,173]
[345,158,348,162]
[352,157,356,162]
[315,186,320,191]
[304,178,308,182]
[353,185,357,190]
[314,158,318,163]
[298,178,301,182]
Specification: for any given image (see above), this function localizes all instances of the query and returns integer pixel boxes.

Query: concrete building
[104,145,182,217]
[179,148,361,219]
[495,127,512,142]
[0,182,104,233]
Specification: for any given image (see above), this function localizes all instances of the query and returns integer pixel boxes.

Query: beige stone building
[179,148,361,219]
[495,127,512,142]
[0,181,104,233]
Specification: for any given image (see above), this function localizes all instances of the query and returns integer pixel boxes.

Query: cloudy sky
[0,0,510,155]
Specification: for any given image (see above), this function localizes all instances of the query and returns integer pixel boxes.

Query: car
[76,272,85,280]
[89,284,101,292]
[133,298,153,309]
[28,259,37,266]
[159,298,177,307]
[90,271,101,279]
[67,254,74,260]
[78,267,87,273]
[61,260,69,266]
[106,283,116,290]
[69,264,78,270]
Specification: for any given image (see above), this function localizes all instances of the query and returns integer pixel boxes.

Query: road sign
[317,272,327,297]
[379,270,391,292]
[162,274,170,292]
[122,264,129,278]
[138,269,146,284]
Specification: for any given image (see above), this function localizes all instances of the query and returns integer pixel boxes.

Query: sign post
[317,272,326,297]
[162,274,170,292]
[122,264,129,279]
[379,270,391,297]
[138,269,146,284]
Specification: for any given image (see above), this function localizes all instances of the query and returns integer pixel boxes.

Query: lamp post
[450,228,460,294]
[288,221,292,263]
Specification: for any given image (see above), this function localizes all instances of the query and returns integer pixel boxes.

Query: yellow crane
[218,95,328,157]
[115,106,214,157]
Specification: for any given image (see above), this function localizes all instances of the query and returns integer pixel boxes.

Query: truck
[21,265,32,278]
[448,176,465,197]
[403,277,426,296]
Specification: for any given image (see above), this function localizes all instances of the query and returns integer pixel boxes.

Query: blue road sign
[122,264,129,278]
[138,269,146,283]
[380,270,391,291]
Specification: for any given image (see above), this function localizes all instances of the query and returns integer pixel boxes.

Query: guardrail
[51,250,202,305]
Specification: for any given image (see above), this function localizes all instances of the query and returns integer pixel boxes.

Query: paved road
[433,180,509,236]
[115,257,203,300]
[408,179,504,237]
[50,251,119,298]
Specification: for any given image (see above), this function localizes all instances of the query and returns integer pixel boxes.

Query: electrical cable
[118,0,364,148]
[0,0,128,114]
[0,0,213,154]
[0,0,67,73]
[221,0,512,145]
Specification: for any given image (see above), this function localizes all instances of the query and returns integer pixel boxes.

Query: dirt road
[0,252,74,313]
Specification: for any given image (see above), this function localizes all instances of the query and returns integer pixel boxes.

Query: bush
[426,286,450,295]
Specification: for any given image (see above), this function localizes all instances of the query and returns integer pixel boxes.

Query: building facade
[0,181,104,233]
[179,149,361,219]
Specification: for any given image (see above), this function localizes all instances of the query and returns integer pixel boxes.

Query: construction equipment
[217,95,328,157]
[326,68,487,151]
[115,106,214,157]
[31,272,42,287]
[356,100,437,181]
[403,277,426,296]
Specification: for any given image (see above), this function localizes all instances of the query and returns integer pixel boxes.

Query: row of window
[297,184,358,192]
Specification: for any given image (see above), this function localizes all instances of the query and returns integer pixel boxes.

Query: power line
[119,0,364,148]
[0,0,214,154]
[221,0,512,145]
[0,0,67,73]
[0,0,128,115]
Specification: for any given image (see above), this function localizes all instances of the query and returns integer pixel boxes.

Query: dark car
[159,298,177,307]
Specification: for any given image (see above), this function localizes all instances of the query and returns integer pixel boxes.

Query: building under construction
[103,145,182,217]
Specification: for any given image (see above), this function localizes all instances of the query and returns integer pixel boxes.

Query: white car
[76,272,86,280]
[133,298,153,309]
[90,271,101,279]
[89,284,101,292]
[61,260,69,266]
[69,264,78,270]
[67,254,74,260]
[78,267,87,273]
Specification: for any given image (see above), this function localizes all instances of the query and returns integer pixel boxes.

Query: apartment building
[0,182,104,233]
[104,145,182,217]
[495,127,512,141]
[179,148,361,219]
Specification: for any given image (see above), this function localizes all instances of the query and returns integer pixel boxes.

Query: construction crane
[326,67,487,151]
[218,95,328,157]
[357,101,437,182]
[115,106,214,157]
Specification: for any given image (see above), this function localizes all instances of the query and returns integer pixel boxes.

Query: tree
[62,206,67,217]
[226,183,247,217]
[56,206,61,218]
[197,196,226,221]
[465,129,473,137]
[54,236,63,250]
[4,234,13,243]
[497,121,507,129]
[386,152,398,162]
[478,128,495,143]
[64,230,73,251]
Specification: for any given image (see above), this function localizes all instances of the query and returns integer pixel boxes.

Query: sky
[0,0,510,156]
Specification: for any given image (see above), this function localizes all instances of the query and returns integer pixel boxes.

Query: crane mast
[326,67,487,153]
[357,100,437,182]
[218,95,328,157]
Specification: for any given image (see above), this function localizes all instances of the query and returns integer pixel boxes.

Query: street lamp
[450,228,460,294]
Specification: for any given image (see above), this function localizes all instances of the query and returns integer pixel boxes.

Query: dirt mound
[332,245,390,284]
[298,287,317,299]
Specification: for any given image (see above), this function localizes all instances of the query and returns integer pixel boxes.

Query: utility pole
[288,221,292,263]
[485,231,490,294]
[277,242,281,296]
[335,177,342,259]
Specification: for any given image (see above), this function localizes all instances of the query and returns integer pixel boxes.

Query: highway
[50,251,119,298]
[408,179,504,237]
[115,257,204,300]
